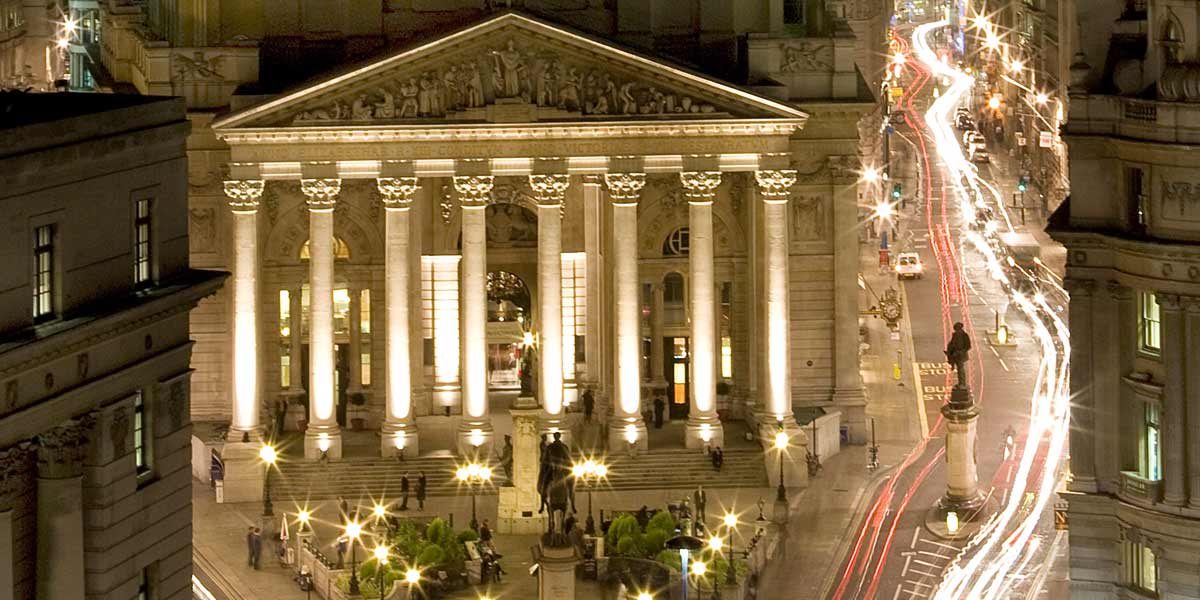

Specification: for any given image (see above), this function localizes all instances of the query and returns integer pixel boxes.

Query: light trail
[909,20,1072,600]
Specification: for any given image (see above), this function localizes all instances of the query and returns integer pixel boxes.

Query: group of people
[398,471,428,511]
[244,527,264,569]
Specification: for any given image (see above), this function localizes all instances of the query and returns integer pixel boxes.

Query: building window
[360,289,371,386]
[280,290,291,389]
[32,224,55,321]
[1123,538,1157,594]
[301,285,310,337]
[299,237,351,260]
[359,289,371,335]
[1143,403,1161,481]
[720,281,733,379]
[1140,292,1161,354]
[333,288,352,335]
[136,566,151,600]
[133,391,151,475]
[133,198,153,286]
[360,342,371,387]
[1127,167,1146,233]
[422,256,460,383]
[561,253,587,374]
[663,227,690,256]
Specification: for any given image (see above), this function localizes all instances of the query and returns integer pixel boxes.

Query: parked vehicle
[895,252,924,279]
[970,146,990,163]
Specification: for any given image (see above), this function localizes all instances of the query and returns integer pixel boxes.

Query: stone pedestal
[498,397,547,534]
[302,428,343,461]
[685,416,725,450]
[940,387,984,512]
[534,543,580,600]
[220,441,266,503]
[607,416,648,453]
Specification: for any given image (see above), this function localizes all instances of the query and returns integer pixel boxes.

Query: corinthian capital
[754,170,798,203]
[604,173,646,205]
[377,177,420,210]
[0,443,32,504]
[680,171,723,204]
[528,174,571,207]
[223,180,265,212]
[453,175,494,208]
[35,412,97,479]
[301,178,342,210]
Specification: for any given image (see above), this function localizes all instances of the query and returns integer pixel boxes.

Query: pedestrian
[694,486,707,528]
[479,519,493,547]
[246,526,256,567]
[338,495,349,521]
[250,527,263,570]
[711,446,724,471]
[635,505,650,529]
[539,434,548,460]
[582,389,595,423]
[416,471,427,510]
[653,394,665,429]
[399,472,410,510]
[335,534,349,569]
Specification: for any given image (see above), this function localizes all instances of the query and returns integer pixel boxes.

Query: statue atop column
[944,322,971,389]
[520,343,538,398]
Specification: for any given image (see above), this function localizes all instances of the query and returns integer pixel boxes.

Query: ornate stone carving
[189,208,217,252]
[110,406,129,458]
[377,177,420,209]
[77,353,89,380]
[486,204,538,245]
[792,195,827,241]
[439,183,455,224]
[262,182,282,223]
[1157,292,1182,311]
[453,175,496,208]
[223,180,265,211]
[754,170,798,203]
[827,155,858,182]
[301,178,341,209]
[528,174,570,207]
[0,443,32,502]
[679,171,722,203]
[779,42,832,73]
[35,413,97,479]
[604,173,646,204]
[727,171,748,213]
[1063,278,1095,297]
[1161,180,1200,222]
[172,51,224,81]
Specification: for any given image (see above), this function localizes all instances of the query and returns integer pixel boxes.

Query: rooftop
[0,92,186,158]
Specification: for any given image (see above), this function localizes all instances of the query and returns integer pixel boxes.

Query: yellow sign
[891,87,904,97]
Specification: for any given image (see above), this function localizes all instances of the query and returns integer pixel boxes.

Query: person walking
[653,394,665,429]
[416,471,427,510]
[399,472,411,511]
[335,534,349,569]
[582,389,595,423]
[711,446,724,471]
[246,526,256,567]
[338,495,349,521]
[250,527,263,570]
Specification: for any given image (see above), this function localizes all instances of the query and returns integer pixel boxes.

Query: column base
[457,418,494,458]
[225,425,265,444]
[927,494,992,540]
[303,426,343,461]
[608,416,648,452]
[562,380,579,410]
[220,442,266,503]
[534,543,580,600]
[684,415,724,450]
[380,422,419,459]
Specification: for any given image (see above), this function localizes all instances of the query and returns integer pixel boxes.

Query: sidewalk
[757,242,924,599]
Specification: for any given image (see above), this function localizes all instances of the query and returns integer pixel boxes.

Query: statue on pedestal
[537,432,576,546]
[519,344,538,398]
[944,322,971,389]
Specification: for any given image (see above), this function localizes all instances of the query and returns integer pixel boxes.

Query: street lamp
[722,512,738,584]
[456,462,492,531]
[259,444,278,517]
[373,545,389,598]
[637,593,653,600]
[666,523,704,600]
[773,422,789,502]
[345,520,363,595]
[571,458,608,535]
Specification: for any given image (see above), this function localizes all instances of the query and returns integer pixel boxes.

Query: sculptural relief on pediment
[285,34,739,126]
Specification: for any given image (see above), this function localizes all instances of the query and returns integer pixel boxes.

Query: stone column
[1185,296,1200,509]
[605,172,649,450]
[378,177,420,457]
[301,178,343,460]
[754,170,797,420]
[290,290,303,400]
[0,444,31,600]
[1093,282,1122,490]
[1159,293,1186,506]
[223,180,265,440]
[454,175,495,456]
[581,176,605,403]
[349,287,362,391]
[649,283,666,388]
[530,174,571,438]
[1065,278,1096,492]
[35,415,94,600]
[681,171,725,450]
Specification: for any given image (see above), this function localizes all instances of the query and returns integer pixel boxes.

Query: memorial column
[377,177,420,457]
[301,178,342,460]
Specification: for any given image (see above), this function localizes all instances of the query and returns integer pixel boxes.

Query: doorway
[301,343,351,427]
[665,336,690,420]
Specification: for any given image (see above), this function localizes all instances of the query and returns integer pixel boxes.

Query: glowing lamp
[456,467,468,481]
[861,167,880,183]
[988,95,1001,110]
[638,594,654,600]
[318,433,330,452]
[708,536,723,551]
[523,331,534,347]
[480,467,492,481]
[774,431,789,451]
[946,511,960,534]
[373,504,387,519]
[997,325,1009,345]
[691,561,707,576]
[594,464,608,478]
[297,509,311,525]
[405,569,420,584]
[373,545,389,563]
[345,521,362,540]
[624,424,639,444]
[1035,93,1049,104]
[56,38,68,49]
[469,428,484,448]
[875,201,894,220]
[723,513,738,529]
[1009,60,1023,73]
[259,445,277,465]
[393,432,406,450]
[700,423,713,443]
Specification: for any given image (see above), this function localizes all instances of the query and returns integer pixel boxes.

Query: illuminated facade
[1054,2,1200,596]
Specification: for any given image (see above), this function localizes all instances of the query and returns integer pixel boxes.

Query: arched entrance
[486,270,531,389]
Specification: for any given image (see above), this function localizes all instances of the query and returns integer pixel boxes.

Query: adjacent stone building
[0,92,225,600]
[1054,1,1200,596]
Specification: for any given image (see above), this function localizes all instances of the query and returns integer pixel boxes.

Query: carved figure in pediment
[491,39,527,99]
[538,60,559,107]
[374,88,395,119]
[678,96,693,113]
[399,77,419,117]
[560,68,581,111]
[619,82,637,114]
[648,87,666,114]
[602,74,618,111]
[419,73,443,116]
[486,204,537,245]
[582,71,597,108]
[352,94,374,120]
[443,66,461,111]
[465,62,485,107]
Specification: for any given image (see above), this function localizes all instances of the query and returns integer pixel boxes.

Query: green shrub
[457,529,480,544]
[646,511,676,535]
[656,549,682,570]
[416,544,445,567]
[640,529,668,557]
[606,514,640,551]
[615,534,641,557]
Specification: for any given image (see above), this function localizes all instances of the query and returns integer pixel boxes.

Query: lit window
[1143,403,1161,481]
[561,253,587,375]
[301,285,310,337]
[280,345,291,388]
[279,290,291,338]
[299,237,350,259]
[360,289,370,335]
[134,391,150,475]
[333,288,351,334]
[33,224,55,321]
[136,567,150,600]
[361,342,371,387]
[1140,292,1161,353]
[422,257,460,380]
[133,198,152,286]
[663,228,690,256]
[721,336,733,379]
[1123,538,1157,593]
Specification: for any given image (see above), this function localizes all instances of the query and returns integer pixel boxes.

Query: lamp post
[345,520,363,595]
[773,421,789,502]
[456,462,492,531]
[404,568,420,600]
[666,517,703,600]
[722,512,737,584]
[571,458,608,535]
[259,444,277,517]
[373,544,389,599]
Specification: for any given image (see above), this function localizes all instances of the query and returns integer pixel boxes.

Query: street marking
[913,559,942,569]
[909,568,939,578]
[902,555,913,577]
[918,550,946,559]
[920,539,960,551]
[912,363,930,437]
[911,527,921,548]
[998,357,1011,372]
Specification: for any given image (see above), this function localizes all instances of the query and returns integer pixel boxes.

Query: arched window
[300,237,351,260]
[663,227,690,256]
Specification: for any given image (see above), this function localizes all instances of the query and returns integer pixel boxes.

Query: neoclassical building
[1055,1,1200,596]
[202,13,872,468]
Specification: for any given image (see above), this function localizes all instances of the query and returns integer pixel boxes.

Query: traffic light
[892,183,902,199]
[1017,176,1028,193]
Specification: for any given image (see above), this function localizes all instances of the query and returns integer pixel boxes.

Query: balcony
[1067,94,1200,145]
[1120,471,1163,504]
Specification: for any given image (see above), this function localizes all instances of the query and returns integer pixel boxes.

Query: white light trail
[910,21,1072,600]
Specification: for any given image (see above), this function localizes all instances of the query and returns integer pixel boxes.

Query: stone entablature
[1067,94,1200,145]
[1054,230,1200,294]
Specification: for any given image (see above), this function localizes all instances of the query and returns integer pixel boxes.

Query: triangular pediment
[215,12,806,130]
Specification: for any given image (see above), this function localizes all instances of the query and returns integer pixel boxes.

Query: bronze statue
[945,322,971,389]
[536,432,576,546]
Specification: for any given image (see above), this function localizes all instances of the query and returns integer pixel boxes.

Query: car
[970,146,990,163]
[895,252,924,279]
[962,130,986,150]
[955,114,975,130]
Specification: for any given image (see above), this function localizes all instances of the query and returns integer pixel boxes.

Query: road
[829,16,1071,600]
